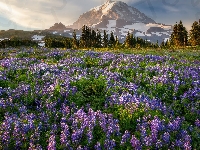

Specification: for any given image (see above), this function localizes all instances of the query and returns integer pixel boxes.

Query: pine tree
[177,20,188,46]
[170,22,178,47]
[91,29,97,47]
[85,26,91,48]
[102,30,108,48]
[72,30,78,49]
[189,20,200,46]
[125,31,131,48]
[80,25,86,48]
[96,30,102,48]
[160,40,165,49]
[171,21,188,47]
[115,35,120,48]
[109,31,115,47]
[130,34,136,48]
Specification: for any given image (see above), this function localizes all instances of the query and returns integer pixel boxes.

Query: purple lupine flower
[195,119,200,127]
[47,133,56,150]
[168,117,182,131]
[60,124,70,146]
[86,130,93,144]
[162,132,170,144]
[143,136,153,146]
[104,139,116,150]
[94,142,102,150]
[175,139,183,147]
[183,142,192,150]
[156,140,163,148]
[120,130,131,145]
[130,135,141,150]
[71,128,84,144]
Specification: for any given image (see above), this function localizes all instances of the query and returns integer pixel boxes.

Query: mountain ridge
[47,0,172,43]
[67,0,156,29]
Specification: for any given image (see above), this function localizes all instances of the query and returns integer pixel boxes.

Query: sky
[0,0,199,31]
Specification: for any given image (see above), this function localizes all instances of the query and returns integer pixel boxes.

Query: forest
[0,20,200,49]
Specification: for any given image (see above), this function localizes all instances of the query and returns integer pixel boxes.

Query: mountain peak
[49,22,67,31]
[69,0,156,29]
[54,0,172,44]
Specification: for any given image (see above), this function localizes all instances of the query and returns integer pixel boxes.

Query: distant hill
[48,22,67,31]
[0,29,51,40]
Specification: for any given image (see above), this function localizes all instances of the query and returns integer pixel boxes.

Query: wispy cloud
[163,6,179,12]
[0,0,199,30]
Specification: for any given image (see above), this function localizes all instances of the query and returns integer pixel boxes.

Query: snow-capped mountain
[49,0,171,43]
[69,0,156,29]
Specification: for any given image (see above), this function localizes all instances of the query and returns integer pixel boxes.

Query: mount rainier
[49,0,172,43]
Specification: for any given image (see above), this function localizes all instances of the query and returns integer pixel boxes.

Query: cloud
[0,0,199,30]
[163,6,179,12]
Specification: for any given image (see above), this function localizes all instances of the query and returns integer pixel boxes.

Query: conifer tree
[115,35,120,48]
[86,26,91,48]
[91,29,97,47]
[177,20,188,46]
[130,34,136,48]
[171,21,188,47]
[160,40,165,48]
[109,31,115,47]
[80,25,86,48]
[189,20,200,46]
[125,31,131,48]
[102,30,108,48]
[165,39,170,48]
[72,30,78,49]
[96,29,102,48]
[170,22,178,46]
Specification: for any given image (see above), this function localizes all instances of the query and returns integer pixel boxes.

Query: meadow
[0,47,199,149]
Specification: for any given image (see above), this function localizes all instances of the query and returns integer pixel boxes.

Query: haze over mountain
[0,0,199,31]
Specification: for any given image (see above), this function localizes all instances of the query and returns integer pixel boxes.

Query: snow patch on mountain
[102,1,115,15]
[63,0,172,43]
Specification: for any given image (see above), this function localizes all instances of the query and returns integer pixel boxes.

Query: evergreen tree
[115,35,120,48]
[171,21,188,47]
[91,29,97,47]
[96,30,102,48]
[160,40,165,48]
[165,39,170,48]
[80,25,86,48]
[177,20,188,46]
[125,31,131,48]
[85,26,91,48]
[102,30,108,48]
[189,20,200,46]
[130,34,136,48]
[72,30,78,49]
[170,22,178,46]
[109,31,115,47]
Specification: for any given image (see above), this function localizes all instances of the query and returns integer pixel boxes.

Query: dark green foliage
[189,20,200,46]
[109,31,115,47]
[82,57,100,68]
[170,20,188,47]
[72,30,79,49]
[45,36,72,48]
[69,75,107,110]
[102,30,108,48]
[0,38,38,48]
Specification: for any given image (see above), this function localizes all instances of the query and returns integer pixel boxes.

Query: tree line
[0,37,38,48]
[72,25,158,49]
[0,19,200,49]
[161,20,200,48]
[45,35,72,48]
